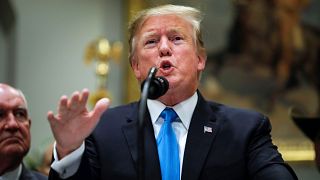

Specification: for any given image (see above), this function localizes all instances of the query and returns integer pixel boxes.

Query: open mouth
[159,61,173,70]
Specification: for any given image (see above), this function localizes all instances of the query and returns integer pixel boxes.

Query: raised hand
[47,89,110,159]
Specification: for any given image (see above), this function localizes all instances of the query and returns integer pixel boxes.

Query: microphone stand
[138,67,158,180]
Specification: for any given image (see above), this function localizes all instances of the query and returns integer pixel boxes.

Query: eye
[13,108,28,121]
[144,38,158,48]
[171,35,184,44]
[0,109,6,119]
[174,36,183,41]
[145,39,157,45]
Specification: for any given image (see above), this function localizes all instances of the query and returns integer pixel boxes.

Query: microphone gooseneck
[138,66,169,180]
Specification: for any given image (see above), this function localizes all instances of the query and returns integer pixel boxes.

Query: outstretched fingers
[79,89,89,107]
[47,110,61,131]
[68,89,89,112]
[46,89,110,158]
[90,98,110,122]
[58,95,68,116]
[69,91,80,110]
[47,110,56,122]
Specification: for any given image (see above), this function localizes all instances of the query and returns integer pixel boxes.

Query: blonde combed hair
[128,4,205,65]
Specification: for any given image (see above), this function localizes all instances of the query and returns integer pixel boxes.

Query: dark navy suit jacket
[50,92,297,180]
[20,164,47,180]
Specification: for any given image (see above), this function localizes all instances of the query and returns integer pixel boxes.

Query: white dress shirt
[147,92,197,176]
[0,164,22,180]
[51,92,198,179]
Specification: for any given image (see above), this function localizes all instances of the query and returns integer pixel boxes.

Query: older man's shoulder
[20,165,47,180]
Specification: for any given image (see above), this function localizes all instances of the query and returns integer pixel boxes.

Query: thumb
[91,98,110,120]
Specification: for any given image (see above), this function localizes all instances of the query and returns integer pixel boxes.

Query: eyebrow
[140,31,157,40]
[0,104,27,110]
[16,106,28,110]
[141,28,185,39]
[167,28,183,34]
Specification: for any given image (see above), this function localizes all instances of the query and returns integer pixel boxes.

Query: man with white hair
[0,83,47,180]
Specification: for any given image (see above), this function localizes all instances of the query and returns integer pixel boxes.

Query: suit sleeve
[49,135,101,180]
[247,115,298,180]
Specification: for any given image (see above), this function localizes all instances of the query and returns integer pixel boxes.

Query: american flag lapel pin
[204,126,213,133]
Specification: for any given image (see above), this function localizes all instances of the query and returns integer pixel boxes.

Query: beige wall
[9,0,125,156]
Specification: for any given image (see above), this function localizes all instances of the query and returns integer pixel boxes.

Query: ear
[28,118,31,128]
[131,57,142,81]
[197,50,206,71]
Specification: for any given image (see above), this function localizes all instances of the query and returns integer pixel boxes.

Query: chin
[4,144,29,156]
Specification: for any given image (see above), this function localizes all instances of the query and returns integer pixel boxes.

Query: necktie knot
[160,108,178,123]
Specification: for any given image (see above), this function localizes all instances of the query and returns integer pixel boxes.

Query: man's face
[132,14,206,103]
[0,86,31,159]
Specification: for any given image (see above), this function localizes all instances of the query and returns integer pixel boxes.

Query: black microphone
[137,66,169,180]
[141,76,169,99]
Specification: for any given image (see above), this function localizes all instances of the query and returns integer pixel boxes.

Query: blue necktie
[157,108,180,180]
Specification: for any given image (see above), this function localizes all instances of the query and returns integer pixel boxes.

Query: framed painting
[197,0,320,161]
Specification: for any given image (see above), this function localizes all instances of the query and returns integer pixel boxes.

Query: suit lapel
[20,164,34,180]
[122,103,162,180]
[181,93,219,180]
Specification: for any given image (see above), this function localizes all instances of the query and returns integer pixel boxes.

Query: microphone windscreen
[141,76,169,99]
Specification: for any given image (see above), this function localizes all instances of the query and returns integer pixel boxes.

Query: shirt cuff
[51,141,85,179]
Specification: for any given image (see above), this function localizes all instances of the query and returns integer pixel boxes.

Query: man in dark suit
[0,84,47,180]
[47,4,297,180]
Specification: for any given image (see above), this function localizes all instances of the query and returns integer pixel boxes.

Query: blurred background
[1,0,319,179]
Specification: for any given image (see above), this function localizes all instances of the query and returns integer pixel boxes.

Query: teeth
[162,64,171,69]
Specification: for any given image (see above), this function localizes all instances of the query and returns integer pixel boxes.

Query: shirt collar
[147,92,198,130]
[0,163,22,180]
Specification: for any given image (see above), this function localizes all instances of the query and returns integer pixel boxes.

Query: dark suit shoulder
[202,100,298,179]
[92,101,139,138]
[20,165,47,180]
[208,100,266,119]
[98,101,138,122]
[207,100,264,117]
[205,100,271,137]
[30,171,47,180]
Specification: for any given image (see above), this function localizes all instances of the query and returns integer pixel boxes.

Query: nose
[159,37,172,57]
[4,112,19,130]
